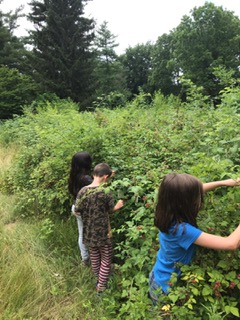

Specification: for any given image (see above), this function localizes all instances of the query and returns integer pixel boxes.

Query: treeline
[1,0,240,119]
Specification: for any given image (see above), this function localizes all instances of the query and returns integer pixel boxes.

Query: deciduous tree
[0,66,38,119]
[121,42,153,96]
[149,34,180,96]
[173,2,240,98]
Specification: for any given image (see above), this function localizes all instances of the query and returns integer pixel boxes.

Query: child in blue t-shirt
[149,173,240,304]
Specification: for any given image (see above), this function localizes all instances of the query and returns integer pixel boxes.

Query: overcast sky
[1,0,240,54]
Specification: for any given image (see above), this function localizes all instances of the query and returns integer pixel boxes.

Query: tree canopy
[173,2,240,97]
[0,66,39,119]
[120,42,153,96]
[1,1,240,118]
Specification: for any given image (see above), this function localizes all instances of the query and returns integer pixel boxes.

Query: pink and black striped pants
[89,241,113,291]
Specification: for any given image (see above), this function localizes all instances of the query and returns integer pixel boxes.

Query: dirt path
[0,145,16,169]
[0,145,18,227]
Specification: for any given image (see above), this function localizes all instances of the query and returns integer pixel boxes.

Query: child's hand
[72,212,81,217]
[235,178,240,186]
[110,170,115,178]
[224,178,240,187]
[115,199,124,211]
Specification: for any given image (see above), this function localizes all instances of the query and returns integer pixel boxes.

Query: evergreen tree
[93,21,126,97]
[27,0,95,108]
[0,3,29,73]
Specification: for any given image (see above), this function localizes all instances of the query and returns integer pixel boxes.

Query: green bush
[0,89,240,319]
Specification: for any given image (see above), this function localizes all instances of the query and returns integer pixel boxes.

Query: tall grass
[0,146,110,320]
[0,211,109,319]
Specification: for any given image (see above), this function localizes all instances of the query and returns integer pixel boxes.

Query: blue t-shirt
[153,223,202,293]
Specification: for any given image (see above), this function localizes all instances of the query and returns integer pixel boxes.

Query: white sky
[1,0,240,54]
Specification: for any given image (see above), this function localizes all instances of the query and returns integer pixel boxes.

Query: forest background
[0,0,240,319]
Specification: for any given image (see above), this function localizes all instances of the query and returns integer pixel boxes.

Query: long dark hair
[68,152,92,198]
[154,173,204,233]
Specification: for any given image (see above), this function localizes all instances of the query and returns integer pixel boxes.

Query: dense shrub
[0,89,240,319]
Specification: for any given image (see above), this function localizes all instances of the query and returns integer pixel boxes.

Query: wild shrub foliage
[0,90,240,319]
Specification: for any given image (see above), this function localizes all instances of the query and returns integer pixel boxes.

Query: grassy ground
[0,146,110,320]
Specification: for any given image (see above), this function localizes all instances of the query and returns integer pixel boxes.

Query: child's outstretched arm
[203,178,240,193]
[195,224,240,251]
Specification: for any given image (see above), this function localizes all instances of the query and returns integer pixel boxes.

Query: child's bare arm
[195,224,240,250]
[203,178,240,193]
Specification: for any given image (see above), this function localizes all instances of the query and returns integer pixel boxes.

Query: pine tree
[0,4,29,73]
[93,21,126,97]
[27,0,95,108]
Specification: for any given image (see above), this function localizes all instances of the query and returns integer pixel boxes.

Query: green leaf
[225,306,239,317]
[191,288,199,296]
[202,286,212,296]
[169,294,179,303]
[217,260,228,269]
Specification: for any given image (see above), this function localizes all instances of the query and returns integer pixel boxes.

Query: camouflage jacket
[75,186,115,247]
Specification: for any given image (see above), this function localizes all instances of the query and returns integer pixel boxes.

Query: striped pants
[89,242,113,291]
